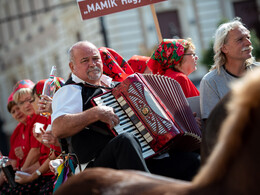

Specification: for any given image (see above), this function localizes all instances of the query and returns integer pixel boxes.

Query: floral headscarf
[13,80,35,93]
[128,55,150,74]
[147,39,188,75]
[7,92,14,105]
[99,47,134,82]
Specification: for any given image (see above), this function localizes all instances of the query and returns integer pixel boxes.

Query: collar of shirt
[71,73,113,87]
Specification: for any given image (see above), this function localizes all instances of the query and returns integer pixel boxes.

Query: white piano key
[99,102,119,108]
[146,136,154,143]
[103,99,118,106]
[94,93,156,160]
[143,149,155,158]
[138,125,145,132]
[128,110,135,117]
[114,122,134,133]
[118,113,128,118]
[117,96,124,103]
[115,110,125,116]
[139,140,149,148]
[125,107,132,114]
[142,145,151,152]
[119,99,127,106]
[94,94,113,103]
[95,96,116,103]
[136,121,142,128]
[94,93,112,101]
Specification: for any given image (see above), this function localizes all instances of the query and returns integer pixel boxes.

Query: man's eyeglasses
[17,98,33,106]
[184,53,197,57]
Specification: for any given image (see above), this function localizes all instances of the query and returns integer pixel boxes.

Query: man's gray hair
[67,41,98,64]
[210,17,254,72]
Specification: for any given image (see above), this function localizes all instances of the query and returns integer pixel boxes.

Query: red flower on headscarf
[158,45,163,53]
[176,45,185,56]
[162,52,167,58]
[99,47,134,82]
[166,47,173,58]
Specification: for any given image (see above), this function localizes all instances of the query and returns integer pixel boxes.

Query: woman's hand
[38,95,53,114]
[42,130,59,146]
[15,172,33,184]
[14,146,24,160]
[33,123,45,144]
[49,159,63,175]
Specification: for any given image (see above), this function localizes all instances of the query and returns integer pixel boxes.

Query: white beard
[87,67,102,81]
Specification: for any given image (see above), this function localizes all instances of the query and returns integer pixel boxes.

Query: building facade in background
[0,0,259,135]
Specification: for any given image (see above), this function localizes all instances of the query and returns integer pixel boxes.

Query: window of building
[5,4,14,39]
[157,10,182,39]
[29,0,37,22]
[233,0,260,37]
[76,31,82,42]
[16,0,25,30]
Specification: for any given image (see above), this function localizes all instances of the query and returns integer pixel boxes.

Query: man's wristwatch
[36,169,41,176]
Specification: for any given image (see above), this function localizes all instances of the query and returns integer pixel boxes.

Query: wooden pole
[150,4,163,43]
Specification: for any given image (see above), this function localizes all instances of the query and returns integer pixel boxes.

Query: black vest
[65,78,114,163]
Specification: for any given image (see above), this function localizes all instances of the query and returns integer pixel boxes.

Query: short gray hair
[67,41,97,64]
[210,18,254,72]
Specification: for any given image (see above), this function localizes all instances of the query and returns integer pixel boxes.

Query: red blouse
[8,122,29,169]
[164,69,199,98]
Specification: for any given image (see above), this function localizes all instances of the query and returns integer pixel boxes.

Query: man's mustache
[241,46,253,52]
[87,67,101,73]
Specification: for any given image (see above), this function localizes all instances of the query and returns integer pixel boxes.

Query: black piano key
[103,96,115,103]
[120,119,131,126]
[142,146,151,153]
[126,127,137,133]
[114,107,121,113]
[130,114,139,124]
[106,100,117,106]
[119,115,128,121]
[123,124,135,130]
[116,127,134,134]
[122,103,129,111]
[117,113,126,118]
[113,105,121,110]
[116,120,134,129]
[140,129,148,136]
[99,93,112,100]
[134,132,142,139]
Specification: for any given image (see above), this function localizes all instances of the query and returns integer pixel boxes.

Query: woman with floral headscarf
[145,39,201,181]
[147,39,199,98]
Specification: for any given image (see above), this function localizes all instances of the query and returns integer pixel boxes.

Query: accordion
[92,73,201,159]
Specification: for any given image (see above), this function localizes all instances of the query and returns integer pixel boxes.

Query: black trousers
[146,151,201,181]
[89,133,150,172]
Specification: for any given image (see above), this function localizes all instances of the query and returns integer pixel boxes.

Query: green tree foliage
[251,30,260,60]
[200,41,214,69]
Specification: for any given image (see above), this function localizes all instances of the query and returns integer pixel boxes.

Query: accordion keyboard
[93,92,156,159]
